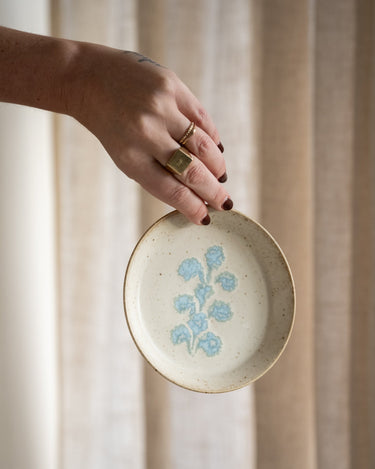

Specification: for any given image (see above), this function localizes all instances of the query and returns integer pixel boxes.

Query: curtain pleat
[253,1,316,468]
[314,1,356,468]
[350,1,375,467]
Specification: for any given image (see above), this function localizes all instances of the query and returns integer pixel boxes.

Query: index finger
[174,80,223,152]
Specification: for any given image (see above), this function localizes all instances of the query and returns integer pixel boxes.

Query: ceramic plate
[124,209,295,393]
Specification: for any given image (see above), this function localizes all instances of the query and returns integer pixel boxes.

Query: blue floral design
[174,294,196,315]
[215,272,237,292]
[178,258,204,282]
[187,313,208,336]
[197,332,222,357]
[194,284,213,309]
[208,300,233,322]
[205,245,225,269]
[171,325,191,345]
[171,245,237,357]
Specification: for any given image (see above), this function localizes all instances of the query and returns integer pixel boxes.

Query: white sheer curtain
[1,1,375,469]
[0,1,57,469]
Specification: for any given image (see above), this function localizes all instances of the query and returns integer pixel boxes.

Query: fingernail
[218,172,227,183]
[218,142,224,153]
[222,198,233,211]
[201,214,211,225]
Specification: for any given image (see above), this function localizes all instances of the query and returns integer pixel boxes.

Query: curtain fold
[349,0,375,466]
[314,1,356,467]
[0,0,374,468]
[254,1,316,468]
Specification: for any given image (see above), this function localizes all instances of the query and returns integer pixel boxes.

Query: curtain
[0,1,57,469]
[0,0,374,468]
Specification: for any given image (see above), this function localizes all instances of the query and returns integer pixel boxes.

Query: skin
[0,26,233,225]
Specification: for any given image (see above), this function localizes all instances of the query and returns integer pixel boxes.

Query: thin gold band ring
[179,122,196,146]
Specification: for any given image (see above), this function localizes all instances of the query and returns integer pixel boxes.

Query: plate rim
[123,209,296,393]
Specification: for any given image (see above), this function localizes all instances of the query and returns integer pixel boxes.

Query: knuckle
[147,94,165,118]
[155,70,176,97]
[133,113,152,138]
[185,163,206,186]
[195,106,208,128]
[196,134,211,159]
[145,73,177,118]
[168,184,190,206]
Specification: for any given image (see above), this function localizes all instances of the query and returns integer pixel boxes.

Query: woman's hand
[0,27,232,224]
[65,45,232,225]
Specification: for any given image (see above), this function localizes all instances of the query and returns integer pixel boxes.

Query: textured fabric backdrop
[0,0,374,468]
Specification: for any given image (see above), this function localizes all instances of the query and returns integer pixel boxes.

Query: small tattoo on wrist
[123,51,165,68]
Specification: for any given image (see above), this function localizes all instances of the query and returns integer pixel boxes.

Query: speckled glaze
[123,209,295,393]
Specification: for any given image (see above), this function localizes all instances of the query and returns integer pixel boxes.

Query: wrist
[58,39,92,120]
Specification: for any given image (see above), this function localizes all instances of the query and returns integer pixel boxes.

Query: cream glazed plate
[124,209,295,393]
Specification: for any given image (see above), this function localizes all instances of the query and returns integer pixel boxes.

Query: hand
[67,45,232,225]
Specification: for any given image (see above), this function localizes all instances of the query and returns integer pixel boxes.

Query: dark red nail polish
[201,214,211,225]
[222,198,233,211]
[218,142,224,153]
[218,172,227,183]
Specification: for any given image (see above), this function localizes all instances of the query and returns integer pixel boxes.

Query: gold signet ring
[165,147,193,175]
[179,122,196,146]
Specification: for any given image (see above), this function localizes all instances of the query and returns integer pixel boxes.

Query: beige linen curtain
[0,0,374,468]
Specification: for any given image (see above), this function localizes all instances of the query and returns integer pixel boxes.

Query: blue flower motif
[187,313,208,336]
[198,332,222,356]
[174,294,196,315]
[178,258,203,281]
[205,246,225,270]
[171,324,191,345]
[194,283,213,308]
[171,245,237,357]
[215,272,238,292]
[208,300,233,322]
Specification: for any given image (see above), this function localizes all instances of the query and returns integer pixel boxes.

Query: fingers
[154,135,232,217]
[166,112,227,183]
[135,157,210,225]
[180,124,227,182]
[124,141,232,225]
[174,80,223,149]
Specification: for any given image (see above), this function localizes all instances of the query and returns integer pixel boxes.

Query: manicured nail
[201,214,211,225]
[218,172,227,183]
[218,142,224,153]
[222,198,233,211]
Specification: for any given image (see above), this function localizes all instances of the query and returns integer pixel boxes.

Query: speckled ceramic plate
[124,209,295,393]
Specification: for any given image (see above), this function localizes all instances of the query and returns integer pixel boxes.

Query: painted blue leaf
[205,246,225,270]
[197,332,222,357]
[171,324,191,345]
[208,300,233,322]
[215,271,238,292]
[174,294,196,315]
[194,283,214,308]
[178,258,203,281]
[187,313,208,336]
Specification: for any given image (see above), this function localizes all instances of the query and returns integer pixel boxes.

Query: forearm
[0,26,80,115]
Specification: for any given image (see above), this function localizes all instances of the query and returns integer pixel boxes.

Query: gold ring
[179,122,196,146]
[165,147,193,175]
